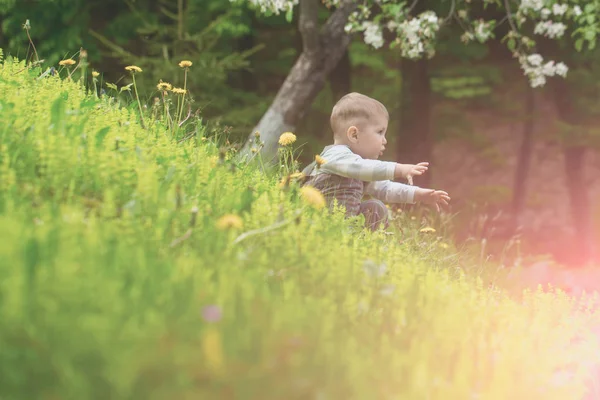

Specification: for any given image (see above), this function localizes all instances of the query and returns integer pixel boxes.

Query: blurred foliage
[1,56,600,399]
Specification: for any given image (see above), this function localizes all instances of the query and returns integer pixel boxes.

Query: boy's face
[350,112,389,160]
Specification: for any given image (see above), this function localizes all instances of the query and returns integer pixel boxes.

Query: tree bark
[241,0,356,160]
[511,84,535,232]
[398,58,432,188]
[330,49,351,102]
[550,78,594,266]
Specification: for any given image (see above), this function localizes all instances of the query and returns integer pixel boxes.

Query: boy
[302,92,450,231]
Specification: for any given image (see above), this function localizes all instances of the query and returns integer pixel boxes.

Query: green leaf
[575,38,584,52]
[95,127,110,148]
[507,38,516,51]
[588,40,596,50]
[120,83,133,93]
[285,7,293,23]
[50,93,67,132]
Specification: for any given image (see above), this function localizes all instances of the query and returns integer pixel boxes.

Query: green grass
[1,53,600,399]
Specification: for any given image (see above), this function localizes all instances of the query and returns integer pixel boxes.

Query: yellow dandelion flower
[419,226,436,234]
[439,242,449,249]
[202,328,224,372]
[315,155,327,167]
[125,65,142,73]
[300,186,326,210]
[278,132,296,146]
[290,172,304,179]
[157,81,173,91]
[92,71,100,78]
[171,87,187,95]
[59,59,76,66]
[179,60,193,68]
[216,214,243,230]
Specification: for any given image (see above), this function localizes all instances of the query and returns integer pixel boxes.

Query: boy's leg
[359,199,389,231]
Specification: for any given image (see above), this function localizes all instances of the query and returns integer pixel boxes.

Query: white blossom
[534,21,566,39]
[520,53,568,88]
[541,8,551,19]
[552,3,568,16]
[474,20,493,42]
[573,5,582,16]
[362,21,384,49]
[243,0,297,14]
[542,61,556,76]
[527,53,543,67]
[555,62,569,77]
[519,0,544,13]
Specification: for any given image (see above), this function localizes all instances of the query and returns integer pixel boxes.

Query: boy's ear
[346,126,359,143]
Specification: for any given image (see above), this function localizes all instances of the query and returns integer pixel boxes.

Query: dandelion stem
[131,73,146,129]
[24,24,39,63]
[177,68,188,130]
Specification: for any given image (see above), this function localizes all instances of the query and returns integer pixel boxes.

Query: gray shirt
[303,145,417,215]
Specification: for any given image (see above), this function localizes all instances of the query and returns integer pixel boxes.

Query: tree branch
[503,0,519,34]
[444,0,456,24]
[320,0,357,58]
[407,0,421,15]
[300,0,321,56]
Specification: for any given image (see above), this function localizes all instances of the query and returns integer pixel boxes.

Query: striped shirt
[303,145,417,205]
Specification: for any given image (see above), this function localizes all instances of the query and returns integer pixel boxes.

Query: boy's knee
[359,199,389,231]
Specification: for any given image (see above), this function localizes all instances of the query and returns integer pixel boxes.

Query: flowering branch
[237,0,598,88]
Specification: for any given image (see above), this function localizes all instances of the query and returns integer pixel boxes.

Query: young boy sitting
[302,92,451,231]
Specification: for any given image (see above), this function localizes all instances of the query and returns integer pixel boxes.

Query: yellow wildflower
[179,60,193,68]
[439,242,449,249]
[157,81,173,91]
[171,87,187,95]
[125,65,142,73]
[300,186,326,210]
[216,214,243,230]
[202,328,224,372]
[59,59,76,66]
[278,132,296,146]
[92,71,100,78]
[420,227,436,234]
[315,155,327,167]
[290,172,304,180]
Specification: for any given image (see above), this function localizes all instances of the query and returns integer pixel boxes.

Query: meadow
[1,51,600,399]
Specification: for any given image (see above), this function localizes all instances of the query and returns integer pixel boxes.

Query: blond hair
[330,92,389,137]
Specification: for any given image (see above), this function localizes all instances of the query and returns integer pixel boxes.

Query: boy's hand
[414,188,451,212]
[395,162,429,185]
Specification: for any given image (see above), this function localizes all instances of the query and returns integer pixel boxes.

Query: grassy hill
[1,52,600,399]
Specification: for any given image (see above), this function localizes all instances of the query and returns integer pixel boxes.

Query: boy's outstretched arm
[316,146,430,183]
[394,162,429,185]
[413,188,451,212]
[364,181,451,212]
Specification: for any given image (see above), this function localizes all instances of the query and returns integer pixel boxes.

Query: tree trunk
[562,146,593,265]
[398,58,432,188]
[330,49,351,102]
[550,78,594,266]
[242,0,356,161]
[511,84,535,232]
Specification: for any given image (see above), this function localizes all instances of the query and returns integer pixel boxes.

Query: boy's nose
[382,137,387,145]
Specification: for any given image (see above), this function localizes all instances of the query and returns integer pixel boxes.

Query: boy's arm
[319,147,428,182]
[364,180,418,204]
[319,147,396,181]
[365,182,452,211]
